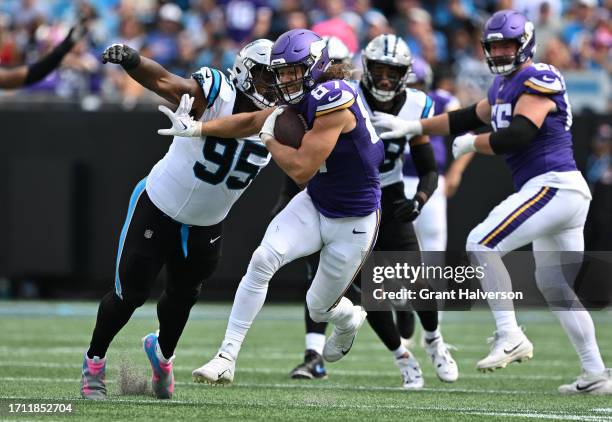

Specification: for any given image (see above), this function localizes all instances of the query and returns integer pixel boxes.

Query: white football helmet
[361,34,412,102]
[323,36,352,65]
[229,39,276,109]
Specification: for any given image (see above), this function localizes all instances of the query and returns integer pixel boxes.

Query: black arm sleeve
[448,103,487,135]
[410,142,438,205]
[489,114,539,155]
[24,33,75,85]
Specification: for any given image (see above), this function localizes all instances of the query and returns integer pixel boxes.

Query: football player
[159,29,385,385]
[288,35,459,389]
[80,39,277,400]
[0,22,86,89]
[372,10,612,394]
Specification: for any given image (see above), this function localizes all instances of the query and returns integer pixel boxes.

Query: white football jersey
[353,82,434,187]
[146,67,271,226]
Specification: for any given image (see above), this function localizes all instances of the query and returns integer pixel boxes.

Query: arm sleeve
[448,103,487,135]
[489,114,539,154]
[24,35,75,85]
[410,142,438,205]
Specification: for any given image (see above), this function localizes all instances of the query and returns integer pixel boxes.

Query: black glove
[393,197,422,222]
[101,44,141,70]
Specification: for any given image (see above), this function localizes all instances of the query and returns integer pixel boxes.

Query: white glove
[452,133,477,159]
[370,111,423,139]
[157,94,201,137]
[259,106,285,145]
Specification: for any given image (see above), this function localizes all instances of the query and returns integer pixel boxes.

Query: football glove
[157,94,201,137]
[452,133,477,159]
[393,197,421,222]
[259,107,285,145]
[370,111,423,139]
[102,44,141,70]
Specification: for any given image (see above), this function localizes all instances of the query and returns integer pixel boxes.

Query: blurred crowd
[0,0,610,107]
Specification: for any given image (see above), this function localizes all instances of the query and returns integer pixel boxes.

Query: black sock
[395,310,416,339]
[87,291,138,359]
[367,311,401,351]
[305,302,327,335]
[416,310,438,333]
[157,291,198,360]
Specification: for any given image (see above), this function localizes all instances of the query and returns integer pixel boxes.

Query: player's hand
[259,106,285,145]
[393,197,421,222]
[158,94,201,137]
[370,111,423,139]
[101,44,141,69]
[452,133,477,159]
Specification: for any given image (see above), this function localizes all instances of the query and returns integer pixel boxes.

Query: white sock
[324,297,356,331]
[553,309,605,374]
[393,344,408,359]
[468,246,520,333]
[424,327,441,342]
[221,247,279,360]
[492,310,520,333]
[305,333,326,355]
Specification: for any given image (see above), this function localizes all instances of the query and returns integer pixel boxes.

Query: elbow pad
[448,104,486,135]
[410,142,438,202]
[489,115,539,155]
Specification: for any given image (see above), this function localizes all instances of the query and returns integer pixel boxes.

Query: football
[274,107,308,149]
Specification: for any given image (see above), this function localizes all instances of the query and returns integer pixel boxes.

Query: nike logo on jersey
[328,92,342,102]
[210,235,221,244]
[352,229,366,234]
[503,341,522,354]
[576,380,604,391]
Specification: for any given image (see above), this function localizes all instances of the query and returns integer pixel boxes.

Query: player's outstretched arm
[0,22,86,89]
[158,103,274,138]
[371,99,490,139]
[261,109,345,185]
[102,44,202,109]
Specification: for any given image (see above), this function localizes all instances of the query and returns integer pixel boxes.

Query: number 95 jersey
[146,67,271,226]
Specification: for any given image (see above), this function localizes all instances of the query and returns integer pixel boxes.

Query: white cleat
[425,337,459,382]
[323,306,367,362]
[192,352,235,385]
[396,354,424,390]
[559,369,612,395]
[476,329,533,372]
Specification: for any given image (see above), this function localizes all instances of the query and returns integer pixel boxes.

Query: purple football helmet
[269,29,331,104]
[406,56,433,89]
[481,10,536,75]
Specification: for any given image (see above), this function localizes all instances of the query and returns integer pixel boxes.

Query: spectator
[218,0,272,46]
[141,3,183,67]
[404,7,448,63]
[585,123,612,250]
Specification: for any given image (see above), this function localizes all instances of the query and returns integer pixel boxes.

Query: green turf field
[0,302,611,421]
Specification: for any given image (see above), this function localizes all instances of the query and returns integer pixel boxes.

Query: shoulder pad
[311,80,356,117]
[522,64,565,95]
[192,67,234,109]
[403,88,434,119]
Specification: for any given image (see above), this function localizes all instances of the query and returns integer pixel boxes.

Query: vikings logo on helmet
[481,10,536,76]
[269,29,331,104]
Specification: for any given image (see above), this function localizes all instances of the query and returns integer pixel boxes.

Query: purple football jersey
[296,79,384,218]
[488,63,576,190]
[403,88,458,177]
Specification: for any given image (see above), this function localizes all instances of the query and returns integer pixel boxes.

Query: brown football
[274,107,308,149]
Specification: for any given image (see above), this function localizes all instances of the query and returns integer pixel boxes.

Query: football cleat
[290,349,327,379]
[143,331,175,399]
[425,337,459,382]
[396,354,424,390]
[80,353,107,400]
[559,368,612,395]
[323,306,367,362]
[192,352,235,385]
[476,329,533,372]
